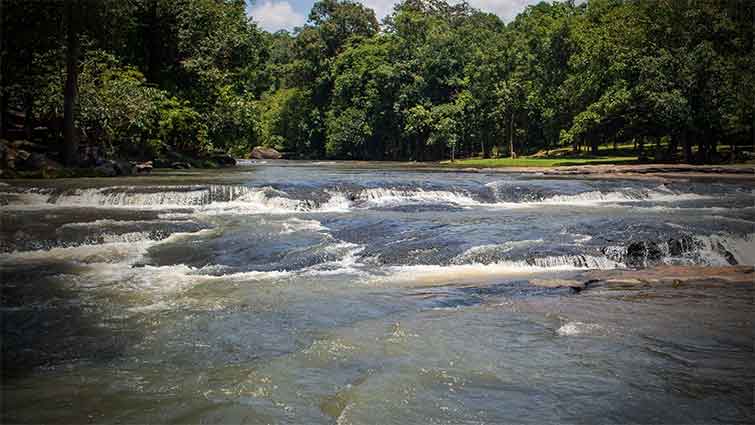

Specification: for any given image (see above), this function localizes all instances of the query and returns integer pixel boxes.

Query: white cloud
[466,0,541,22]
[247,0,547,32]
[362,0,400,20]
[248,1,307,32]
[360,0,542,22]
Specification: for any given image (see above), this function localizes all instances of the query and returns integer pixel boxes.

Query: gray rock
[250,146,282,160]
[15,149,31,162]
[134,161,153,173]
[94,162,117,177]
[211,154,236,167]
[625,241,664,267]
[113,160,135,176]
[667,236,696,257]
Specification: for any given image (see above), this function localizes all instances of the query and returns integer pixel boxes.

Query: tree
[63,0,81,165]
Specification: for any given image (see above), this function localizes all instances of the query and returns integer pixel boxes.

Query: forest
[1,0,753,169]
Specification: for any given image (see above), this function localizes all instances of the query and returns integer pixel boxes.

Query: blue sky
[246,1,544,32]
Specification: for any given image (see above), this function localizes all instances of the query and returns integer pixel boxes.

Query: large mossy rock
[250,146,282,159]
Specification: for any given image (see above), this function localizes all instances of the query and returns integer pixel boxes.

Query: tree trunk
[0,89,7,140]
[0,0,8,141]
[730,141,736,163]
[638,137,645,160]
[667,135,679,161]
[23,94,33,140]
[509,112,515,159]
[63,0,80,166]
[146,0,161,83]
[682,130,692,163]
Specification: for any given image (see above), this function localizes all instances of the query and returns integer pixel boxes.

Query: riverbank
[0,139,238,179]
[438,162,755,181]
[530,265,754,293]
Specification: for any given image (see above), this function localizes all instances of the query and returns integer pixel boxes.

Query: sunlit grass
[441,155,639,168]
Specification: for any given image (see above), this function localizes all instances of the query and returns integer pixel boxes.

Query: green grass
[442,155,639,168]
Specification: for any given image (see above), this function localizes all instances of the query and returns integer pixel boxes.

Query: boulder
[15,149,31,163]
[92,160,133,177]
[0,140,18,169]
[11,140,47,153]
[94,162,118,177]
[134,161,153,173]
[250,146,282,160]
[210,153,237,167]
[78,144,106,167]
[113,160,135,176]
[23,153,50,170]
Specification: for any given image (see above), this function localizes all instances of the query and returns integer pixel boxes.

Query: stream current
[1,162,753,423]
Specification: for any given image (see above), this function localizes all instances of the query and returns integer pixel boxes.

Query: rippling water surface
[1,162,753,424]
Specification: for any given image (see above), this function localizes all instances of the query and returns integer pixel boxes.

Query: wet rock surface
[251,146,282,159]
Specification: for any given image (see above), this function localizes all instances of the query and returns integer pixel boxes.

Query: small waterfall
[525,255,622,270]
[606,233,755,268]
[355,188,482,208]
[1,185,352,213]
[50,185,255,207]
[536,187,706,205]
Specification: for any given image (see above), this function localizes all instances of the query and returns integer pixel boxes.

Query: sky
[246,0,544,32]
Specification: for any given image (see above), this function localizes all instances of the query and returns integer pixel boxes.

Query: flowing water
[1,162,754,424]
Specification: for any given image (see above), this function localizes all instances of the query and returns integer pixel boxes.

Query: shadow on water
[0,260,141,381]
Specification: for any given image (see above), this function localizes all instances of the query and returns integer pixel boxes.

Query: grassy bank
[441,155,639,168]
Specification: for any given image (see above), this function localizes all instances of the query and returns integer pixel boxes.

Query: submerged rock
[529,279,588,292]
[667,235,696,257]
[250,146,282,159]
[625,241,664,267]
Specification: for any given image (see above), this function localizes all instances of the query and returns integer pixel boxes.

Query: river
[1,162,753,424]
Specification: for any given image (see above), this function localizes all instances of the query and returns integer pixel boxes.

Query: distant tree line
[1,0,752,164]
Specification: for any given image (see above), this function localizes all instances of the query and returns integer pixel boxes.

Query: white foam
[279,218,328,234]
[2,183,714,214]
[0,191,51,208]
[604,233,755,267]
[379,255,622,286]
[695,233,755,266]
[537,188,706,205]
[0,239,152,265]
[356,188,483,208]
[557,321,602,336]
[3,185,325,214]
[303,242,367,276]
[451,240,544,264]
[0,228,216,266]
[319,191,353,212]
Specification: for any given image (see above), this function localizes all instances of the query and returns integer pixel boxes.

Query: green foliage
[257,88,314,156]
[157,97,209,155]
[326,107,371,158]
[2,0,752,165]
